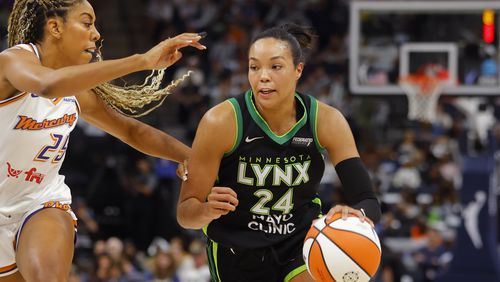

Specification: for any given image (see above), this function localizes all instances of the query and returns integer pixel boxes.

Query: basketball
[303,213,382,282]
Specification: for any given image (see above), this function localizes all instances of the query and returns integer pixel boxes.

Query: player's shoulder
[0,44,39,64]
[196,100,237,152]
[316,100,344,122]
[201,99,237,128]
[2,44,30,55]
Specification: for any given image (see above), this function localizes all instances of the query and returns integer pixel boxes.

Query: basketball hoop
[399,65,450,123]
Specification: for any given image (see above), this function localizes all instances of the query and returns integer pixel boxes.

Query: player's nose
[259,69,271,82]
[91,26,101,42]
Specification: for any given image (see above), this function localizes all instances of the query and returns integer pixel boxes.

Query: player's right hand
[142,33,206,70]
[203,186,238,220]
[326,205,374,228]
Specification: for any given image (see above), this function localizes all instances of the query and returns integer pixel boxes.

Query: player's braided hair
[8,0,189,117]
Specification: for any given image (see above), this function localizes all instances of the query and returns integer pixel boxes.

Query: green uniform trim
[207,240,222,282]
[308,96,325,151]
[313,197,323,218]
[244,90,307,145]
[284,265,308,282]
[224,98,243,157]
[312,196,322,208]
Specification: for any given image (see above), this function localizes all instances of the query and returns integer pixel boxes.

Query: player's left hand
[326,205,374,228]
[144,33,206,70]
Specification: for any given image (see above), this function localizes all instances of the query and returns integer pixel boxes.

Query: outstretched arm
[177,101,239,229]
[0,33,205,99]
[316,101,381,223]
[77,90,189,163]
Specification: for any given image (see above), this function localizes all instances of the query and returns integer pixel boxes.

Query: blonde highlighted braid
[93,70,192,117]
[8,0,190,117]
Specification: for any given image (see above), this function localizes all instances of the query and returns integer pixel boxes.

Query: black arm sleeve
[352,198,381,223]
[335,157,381,223]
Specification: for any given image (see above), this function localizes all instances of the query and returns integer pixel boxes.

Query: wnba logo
[342,271,360,282]
[462,191,486,249]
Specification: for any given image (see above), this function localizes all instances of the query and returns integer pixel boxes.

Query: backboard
[349,0,500,95]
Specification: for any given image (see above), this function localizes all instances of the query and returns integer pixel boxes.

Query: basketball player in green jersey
[177,24,381,282]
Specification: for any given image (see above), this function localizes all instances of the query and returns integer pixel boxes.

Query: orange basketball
[303,213,382,282]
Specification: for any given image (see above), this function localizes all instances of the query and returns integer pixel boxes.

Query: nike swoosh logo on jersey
[245,136,264,143]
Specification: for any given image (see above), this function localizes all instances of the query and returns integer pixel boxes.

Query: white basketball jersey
[0,44,79,223]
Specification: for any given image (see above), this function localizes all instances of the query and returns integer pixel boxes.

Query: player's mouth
[84,48,101,62]
[84,47,96,54]
[258,88,276,97]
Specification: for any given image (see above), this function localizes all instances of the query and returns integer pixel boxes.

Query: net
[399,65,450,123]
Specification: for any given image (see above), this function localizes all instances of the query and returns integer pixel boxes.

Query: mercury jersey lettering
[0,44,79,224]
[14,113,77,130]
[205,91,325,249]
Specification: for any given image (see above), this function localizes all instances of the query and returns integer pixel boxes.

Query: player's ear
[46,17,63,39]
[296,63,304,80]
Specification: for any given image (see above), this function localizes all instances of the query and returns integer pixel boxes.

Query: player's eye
[249,65,258,71]
[272,65,283,70]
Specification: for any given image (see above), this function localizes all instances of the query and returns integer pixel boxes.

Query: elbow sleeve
[335,157,381,223]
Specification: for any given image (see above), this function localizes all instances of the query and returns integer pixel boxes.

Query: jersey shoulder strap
[304,94,325,151]
[13,43,41,59]
[223,97,244,157]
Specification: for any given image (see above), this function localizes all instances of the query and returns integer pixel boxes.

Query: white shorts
[0,200,77,277]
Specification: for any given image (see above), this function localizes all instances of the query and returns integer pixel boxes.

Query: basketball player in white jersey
[0,1,205,281]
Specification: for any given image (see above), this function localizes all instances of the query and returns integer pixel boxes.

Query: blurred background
[1,0,500,281]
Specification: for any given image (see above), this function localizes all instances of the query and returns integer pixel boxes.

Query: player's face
[248,38,303,110]
[58,0,100,65]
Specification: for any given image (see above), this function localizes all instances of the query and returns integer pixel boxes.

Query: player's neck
[258,95,297,136]
[36,41,68,69]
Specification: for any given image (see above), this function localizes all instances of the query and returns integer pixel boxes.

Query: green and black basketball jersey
[205,90,325,249]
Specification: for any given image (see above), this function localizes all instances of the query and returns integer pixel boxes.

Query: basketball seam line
[316,218,382,253]
[330,225,382,253]
[318,229,372,278]
[313,224,324,232]
[312,240,336,282]
[370,228,381,252]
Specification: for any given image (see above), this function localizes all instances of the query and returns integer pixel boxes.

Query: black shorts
[206,231,308,282]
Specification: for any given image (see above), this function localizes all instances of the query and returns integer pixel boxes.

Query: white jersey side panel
[0,45,79,223]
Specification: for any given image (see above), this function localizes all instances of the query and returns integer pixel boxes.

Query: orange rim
[399,75,445,96]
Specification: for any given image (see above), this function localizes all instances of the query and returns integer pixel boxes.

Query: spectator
[412,224,452,281]
[125,159,159,250]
